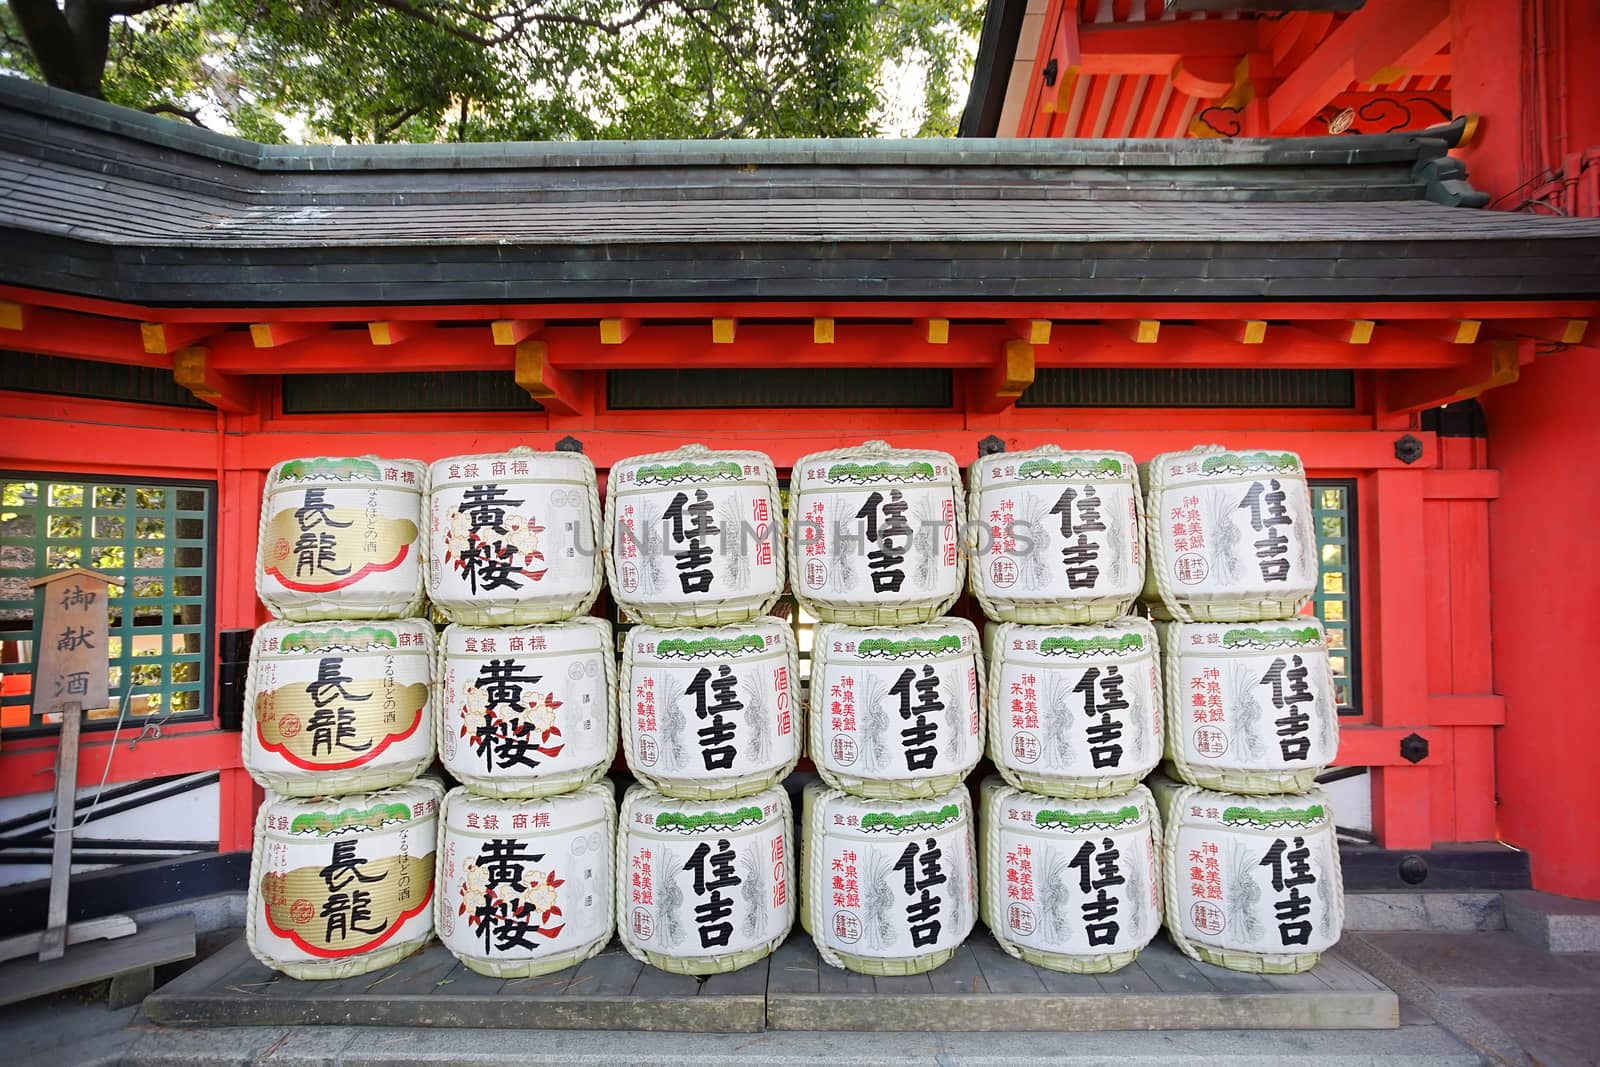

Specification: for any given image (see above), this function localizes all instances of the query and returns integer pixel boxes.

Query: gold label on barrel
[263,490,418,594]
[258,798,437,960]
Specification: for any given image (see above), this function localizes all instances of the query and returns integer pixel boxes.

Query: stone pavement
[4,926,1597,1066]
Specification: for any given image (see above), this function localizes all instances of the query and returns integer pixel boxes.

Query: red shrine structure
[0,0,1597,935]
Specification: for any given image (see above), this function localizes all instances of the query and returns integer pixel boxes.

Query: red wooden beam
[969,339,1036,414]
[491,318,544,346]
[140,322,219,355]
[0,307,162,366]
[1077,19,1262,78]
[1487,318,1590,346]
[514,339,588,416]
[250,321,328,348]
[207,328,513,374]
[1018,0,1074,130]
[1036,324,1466,368]
[238,429,1433,474]
[173,346,257,413]
[544,324,998,370]
[1037,0,1081,116]
[1379,339,1526,416]
[368,320,432,346]
[1,283,1593,330]
[1266,0,1450,134]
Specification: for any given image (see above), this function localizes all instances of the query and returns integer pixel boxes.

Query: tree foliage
[0,0,982,142]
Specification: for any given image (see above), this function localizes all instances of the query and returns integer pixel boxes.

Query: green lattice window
[1310,478,1361,717]
[0,474,215,737]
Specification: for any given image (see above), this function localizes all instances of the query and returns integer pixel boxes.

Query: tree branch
[143,101,204,126]
[96,0,191,16]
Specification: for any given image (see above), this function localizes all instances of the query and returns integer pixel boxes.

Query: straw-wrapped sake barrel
[810,620,982,800]
[436,784,615,979]
[617,784,794,975]
[789,441,964,624]
[967,446,1143,624]
[247,777,441,979]
[620,618,800,800]
[436,618,617,799]
[1159,620,1339,794]
[1148,774,1343,974]
[978,778,1160,974]
[1140,447,1317,622]
[985,619,1162,799]
[426,448,602,625]
[257,456,427,621]
[604,445,784,626]
[801,781,976,976]
[243,620,436,797]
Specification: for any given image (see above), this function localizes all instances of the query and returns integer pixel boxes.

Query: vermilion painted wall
[1482,356,1600,899]
[1454,0,1600,898]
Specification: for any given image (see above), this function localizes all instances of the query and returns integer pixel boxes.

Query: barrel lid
[270,456,427,485]
[627,617,790,660]
[610,445,777,484]
[444,782,611,831]
[624,783,787,833]
[793,442,960,489]
[262,778,442,836]
[971,446,1138,483]
[816,619,977,661]
[429,449,595,481]
[985,780,1155,834]
[443,617,610,657]
[1168,785,1333,832]
[808,782,970,837]
[255,619,435,656]
[990,617,1156,664]
[1162,618,1327,652]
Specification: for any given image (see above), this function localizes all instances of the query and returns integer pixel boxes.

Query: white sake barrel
[1140,447,1317,622]
[243,619,436,797]
[604,445,783,626]
[1149,775,1343,974]
[247,778,441,980]
[427,448,602,625]
[621,618,800,801]
[801,781,976,976]
[810,620,982,800]
[985,619,1162,799]
[617,784,794,975]
[436,618,617,799]
[978,778,1160,974]
[967,447,1143,624]
[436,784,615,979]
[1159,620,1339,794]
[789,441,964,624]
[257,456,427,621]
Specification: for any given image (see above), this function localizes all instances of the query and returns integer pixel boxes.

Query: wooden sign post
[26,567,114,962]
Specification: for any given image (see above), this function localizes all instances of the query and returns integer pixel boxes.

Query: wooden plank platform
[143,929,1398,1033]
[0,915,195,1010]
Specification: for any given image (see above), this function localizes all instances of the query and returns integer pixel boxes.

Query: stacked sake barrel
[1141,446,1344,973]
[246,456,442,978]
[427,448,619,980]
[968,447,1162,974]
[792,441,980,976]
[606,446,797,975]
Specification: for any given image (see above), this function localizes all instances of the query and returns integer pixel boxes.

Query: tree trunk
[8,0,105,96]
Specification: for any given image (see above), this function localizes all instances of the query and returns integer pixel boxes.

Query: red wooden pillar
[1368,468,1433,848]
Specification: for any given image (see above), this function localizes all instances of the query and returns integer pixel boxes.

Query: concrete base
[1503,890,1600,953]
[1344,892,1505,933]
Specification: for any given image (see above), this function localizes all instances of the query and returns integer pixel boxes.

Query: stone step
[1503,890,1600,953]
[1344,891,1505,933]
